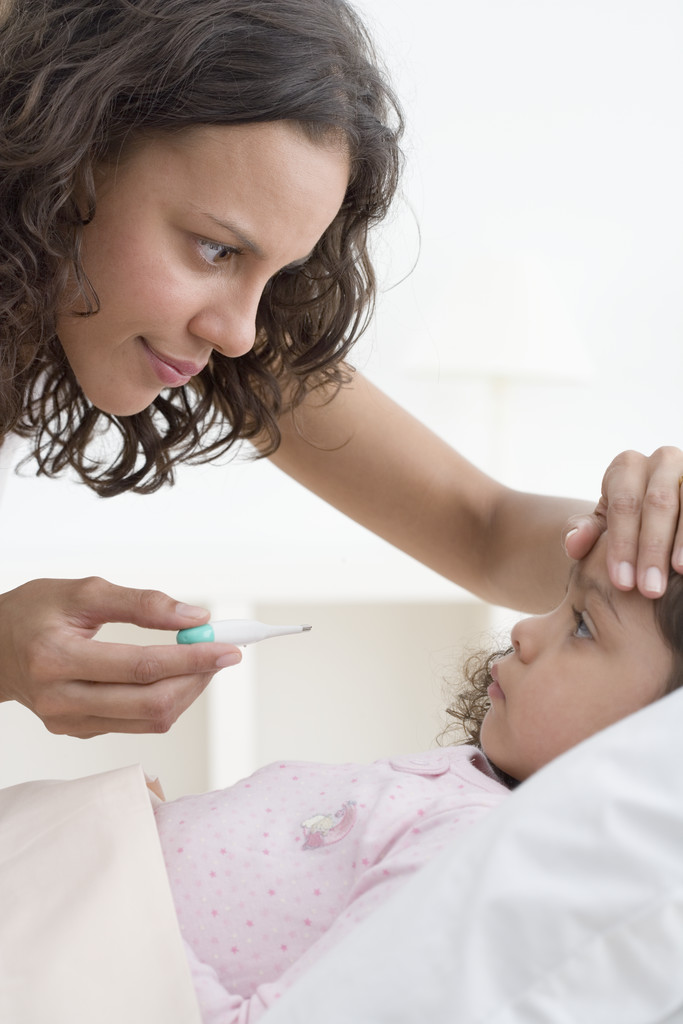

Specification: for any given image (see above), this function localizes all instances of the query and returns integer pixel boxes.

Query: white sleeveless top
[0,433,20,502]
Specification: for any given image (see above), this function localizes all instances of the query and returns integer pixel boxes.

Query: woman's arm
[272,371,683,612]
[271,372,585,612]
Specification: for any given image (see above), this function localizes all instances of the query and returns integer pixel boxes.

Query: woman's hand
[0,577,241,737]
[563,447,683,597]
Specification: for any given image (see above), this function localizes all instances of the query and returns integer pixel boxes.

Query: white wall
[360,0,683,487]
[1,1,682,795]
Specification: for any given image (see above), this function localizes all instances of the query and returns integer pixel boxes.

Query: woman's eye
[198,240,238,265]
[572,608,592,640]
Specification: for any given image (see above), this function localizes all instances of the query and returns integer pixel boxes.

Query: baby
[154,534,683,1022]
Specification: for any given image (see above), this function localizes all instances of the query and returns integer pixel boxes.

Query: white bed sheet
[263,688,683,1024]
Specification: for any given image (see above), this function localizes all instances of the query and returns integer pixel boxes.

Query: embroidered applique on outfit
[301,800,357,849]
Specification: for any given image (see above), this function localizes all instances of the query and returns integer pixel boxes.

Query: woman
[1,0,681,738]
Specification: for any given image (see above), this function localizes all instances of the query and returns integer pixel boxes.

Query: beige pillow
[0,764,200,1024]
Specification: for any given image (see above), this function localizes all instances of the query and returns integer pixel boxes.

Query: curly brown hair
[0,0,404,495]
[441,570,683,788]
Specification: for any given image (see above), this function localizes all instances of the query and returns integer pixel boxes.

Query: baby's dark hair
[0,0,403,495]
[441,569,683,787]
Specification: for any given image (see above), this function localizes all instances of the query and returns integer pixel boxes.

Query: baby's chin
[479,726,523,789]
[484,754,523,789]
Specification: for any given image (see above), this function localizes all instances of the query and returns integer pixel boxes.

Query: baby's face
[480,535,673,781]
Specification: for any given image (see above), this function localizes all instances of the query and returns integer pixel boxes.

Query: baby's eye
[198,240,239,265]
[572,607,593,640]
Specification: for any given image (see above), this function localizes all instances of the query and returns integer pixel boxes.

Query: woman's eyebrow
[201,212,264,257]
[193,207,313,269]
[187,202,264,257]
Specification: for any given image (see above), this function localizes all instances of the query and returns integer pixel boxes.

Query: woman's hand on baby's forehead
[563,446,683,599]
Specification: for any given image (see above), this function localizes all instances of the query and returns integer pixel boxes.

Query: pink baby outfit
[154,746,508,1023]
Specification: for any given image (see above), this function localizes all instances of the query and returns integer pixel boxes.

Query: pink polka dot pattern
[154,747,508,1009]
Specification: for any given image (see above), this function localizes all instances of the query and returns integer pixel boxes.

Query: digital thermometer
[177,619,312,646]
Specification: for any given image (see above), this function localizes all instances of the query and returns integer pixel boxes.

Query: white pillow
[263,688,683,1024]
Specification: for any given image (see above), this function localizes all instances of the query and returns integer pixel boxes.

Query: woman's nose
[187,297,258,358]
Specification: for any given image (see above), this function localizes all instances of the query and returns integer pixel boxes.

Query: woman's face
[56,122,350,415]
[480,535,673,781]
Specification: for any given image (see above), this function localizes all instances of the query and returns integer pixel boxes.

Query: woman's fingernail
[644,567,664,596]
[616,562,635,588]
[564,528,579,548]
[176,603,209,619]
[216,652,242,669]
[674,548,683,572]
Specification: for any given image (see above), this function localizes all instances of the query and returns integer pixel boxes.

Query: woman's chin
[85,388,158,417]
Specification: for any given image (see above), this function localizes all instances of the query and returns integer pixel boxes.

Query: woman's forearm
[272,371,589,612]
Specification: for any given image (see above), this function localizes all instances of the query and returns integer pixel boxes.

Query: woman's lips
[141,339,206,386]
[487,662,506,701]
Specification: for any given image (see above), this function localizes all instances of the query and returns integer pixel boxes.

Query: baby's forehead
[566,539,627,621]
[568,535,609,588]
[569,539,658,627]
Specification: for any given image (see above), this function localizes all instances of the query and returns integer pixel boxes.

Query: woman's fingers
[603,448,681,596]
[600,450,650,590]
[36,672,219,737]
[631,450,682,595]
[675,478,683,574]
[0,577,242,736]
[564,447,683,597]
[563,514,605,563]
[56,638,241,686]
[57,576,212,634]
[23,640,241,735]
